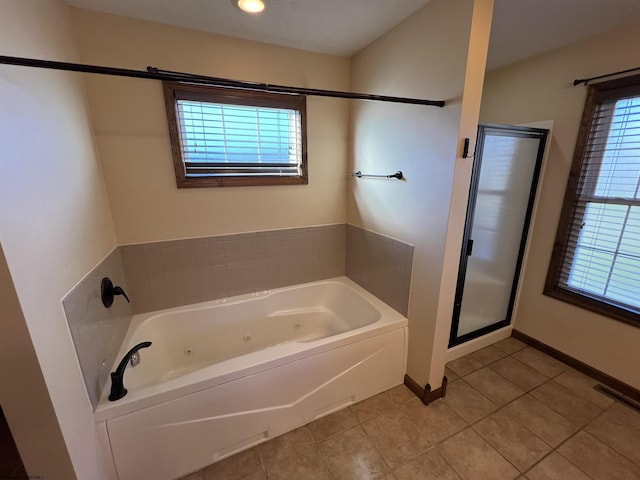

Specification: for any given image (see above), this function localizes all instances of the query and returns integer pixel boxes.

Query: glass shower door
[449,124,548,346]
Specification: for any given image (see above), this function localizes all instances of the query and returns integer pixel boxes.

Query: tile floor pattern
[179,337,640,480]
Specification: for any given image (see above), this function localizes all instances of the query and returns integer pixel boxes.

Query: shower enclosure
[449,124,548,346]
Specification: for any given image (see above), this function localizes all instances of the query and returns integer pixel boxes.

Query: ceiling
[65,0,640,70]
[64,0,431,57]
[488,0,640,69]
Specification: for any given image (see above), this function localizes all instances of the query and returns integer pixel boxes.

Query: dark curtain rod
[574,66,640,86]
[0,55,445,107]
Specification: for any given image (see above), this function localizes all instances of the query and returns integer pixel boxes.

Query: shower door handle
[466,239,474,256]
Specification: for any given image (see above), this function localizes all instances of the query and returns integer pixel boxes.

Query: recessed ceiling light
[235,0,265,14]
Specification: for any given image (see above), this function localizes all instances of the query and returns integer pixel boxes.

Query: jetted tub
[95,276,408,480]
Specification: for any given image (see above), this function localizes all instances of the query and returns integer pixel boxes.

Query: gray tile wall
[62,248,132,409]
[121,224,346,314]
[346,225,413,316]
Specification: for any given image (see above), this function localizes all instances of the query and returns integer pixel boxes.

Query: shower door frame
[448,123,549,347]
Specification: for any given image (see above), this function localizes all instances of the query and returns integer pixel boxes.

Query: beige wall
[480,22,640,389]
[70,8,351,244]
[0,0,118,478]
[349,0,493,386]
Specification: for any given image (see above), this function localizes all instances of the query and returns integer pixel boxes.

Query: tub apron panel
[107,327,406,480]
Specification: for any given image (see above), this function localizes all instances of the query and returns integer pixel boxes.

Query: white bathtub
[95,277,408,480]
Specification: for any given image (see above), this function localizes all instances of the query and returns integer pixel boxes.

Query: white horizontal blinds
[176,99,302,176]
[561,95,640,311]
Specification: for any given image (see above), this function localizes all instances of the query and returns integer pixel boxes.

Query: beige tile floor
[179,337,640,480]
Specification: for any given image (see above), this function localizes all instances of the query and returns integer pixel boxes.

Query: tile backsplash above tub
[62,248,132,409]
[346,225,414,316]
[122,224,346,314]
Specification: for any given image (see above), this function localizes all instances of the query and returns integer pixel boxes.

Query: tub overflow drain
[184,347,193,355]
[243,334,252,343]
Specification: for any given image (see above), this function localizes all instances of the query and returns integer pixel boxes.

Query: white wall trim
[446,325,512,363]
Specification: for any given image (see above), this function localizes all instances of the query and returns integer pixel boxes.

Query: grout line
[448,390,535,475]
[313,394,395,480]
[536,385,616,474]
[256,442,267,478]
[430,446,464,480]
[314,440,337,480]
[582,402,640,469]
[446,349,592,475]
[521,408,607,480]
[523,440,595,480]
[352,391,441,474]
[395,381,510,474]
[452,344,640,479]
[191,343,635,480]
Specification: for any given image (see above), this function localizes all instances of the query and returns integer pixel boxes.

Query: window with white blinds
[546,75,640,325]
[163,82,307,187]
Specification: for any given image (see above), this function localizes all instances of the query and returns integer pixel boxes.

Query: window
[162,82,307,187]
[545,74,640,326]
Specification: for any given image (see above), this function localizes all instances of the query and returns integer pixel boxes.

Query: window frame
[544,73,640,327]
[162,81,308,188]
